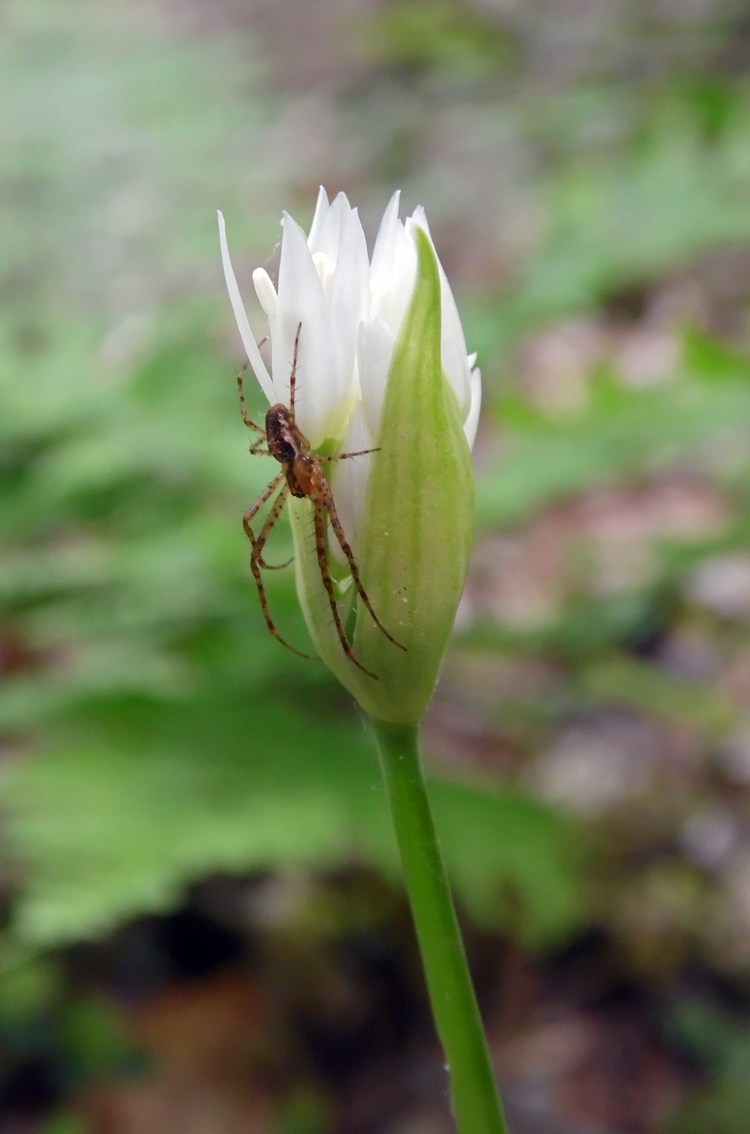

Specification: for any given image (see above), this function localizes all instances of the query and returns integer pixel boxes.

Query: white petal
[410,204,429,233]
[274,212,345,445]
[370,204,418,338]
[313,191,352,260]
[306,186,330,252]
[330,208,369,389]
[312,251,336,301]
[463,367,482,450]
[252,268,278,320]
[217,211,273,402]
[440,283,473,418]
[357,316,396,440]
[370,190,401,288]
[378,223,417,333]
[331,402,376,561]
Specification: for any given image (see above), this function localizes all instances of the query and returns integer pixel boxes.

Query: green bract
[290,228,474,723]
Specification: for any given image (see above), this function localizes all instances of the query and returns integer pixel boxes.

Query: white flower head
[220,190,480,721]
[218,189,480,550]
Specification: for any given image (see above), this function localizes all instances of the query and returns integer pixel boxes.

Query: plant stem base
[371,719,509,1134]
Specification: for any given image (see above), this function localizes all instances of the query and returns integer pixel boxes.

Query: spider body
[265,404,302,470]
[238,324,405,678]
[265,403,321,499]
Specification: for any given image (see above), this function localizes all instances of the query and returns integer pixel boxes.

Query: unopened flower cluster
[219,189,480,556]
[220,189,480,722]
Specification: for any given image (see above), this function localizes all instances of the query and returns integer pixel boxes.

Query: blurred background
[2,0,750,1131]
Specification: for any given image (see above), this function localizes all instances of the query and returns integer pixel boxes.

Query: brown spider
[238,323,406,679]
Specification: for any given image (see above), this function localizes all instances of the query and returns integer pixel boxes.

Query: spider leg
[324,447,380,462]
[237,364,266,433]
[242,428,281,553]
[258,551,294,570]
[246,480,315,661]
[242,472,285,538]
[288,322,302,416]
[313,501,377,679]
[322,481,407,652]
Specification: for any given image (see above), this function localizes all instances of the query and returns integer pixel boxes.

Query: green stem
[370,719,509,1134]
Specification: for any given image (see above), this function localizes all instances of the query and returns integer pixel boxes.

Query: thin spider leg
[243,475,293,573]
[249,482,315,661]
[258,551,294,570]
[288,322,302,415]
[323,447,380,462]
[237,365,266,433]
[245,478,291,566]
[312,502,377,679]
[243,473,288,572]
[323,482,407,652]
[242,472,285,540]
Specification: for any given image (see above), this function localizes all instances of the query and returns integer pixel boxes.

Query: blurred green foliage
[2,1,750,1125]
[477,339,750,529]
[0,302,586,953]
[667,1001,750,1134]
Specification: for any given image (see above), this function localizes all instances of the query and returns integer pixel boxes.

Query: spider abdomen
[266,404,305,465]
[289,454,324,499]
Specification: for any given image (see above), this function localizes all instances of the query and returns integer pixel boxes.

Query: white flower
[220,190,480,719]
[218,189,480,553]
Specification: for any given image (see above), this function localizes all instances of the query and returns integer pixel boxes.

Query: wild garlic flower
[219,189,480,723]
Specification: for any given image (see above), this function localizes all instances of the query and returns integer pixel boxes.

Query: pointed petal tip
[217,209,274,402]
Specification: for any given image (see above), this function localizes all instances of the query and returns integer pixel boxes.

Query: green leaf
[1,692,586,955]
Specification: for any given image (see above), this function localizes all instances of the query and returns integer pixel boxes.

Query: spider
[238,322,406,679]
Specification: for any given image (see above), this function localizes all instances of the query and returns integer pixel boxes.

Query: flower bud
[219,191,479,723]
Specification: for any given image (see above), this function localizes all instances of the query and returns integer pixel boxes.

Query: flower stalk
[220,190,508,1132]
[373,721,509,1134]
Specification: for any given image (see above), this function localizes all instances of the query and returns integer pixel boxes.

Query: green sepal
[291,227,474,723]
